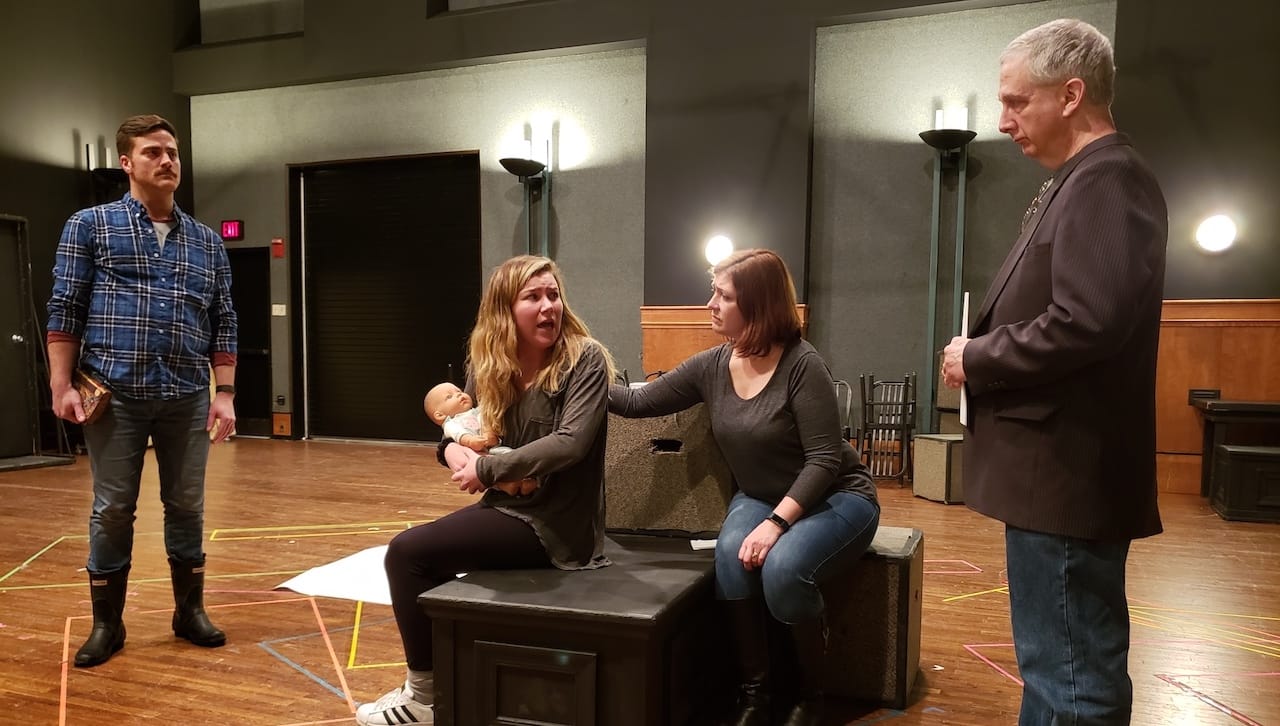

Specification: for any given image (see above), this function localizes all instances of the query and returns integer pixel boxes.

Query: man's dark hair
[116,114,178,156]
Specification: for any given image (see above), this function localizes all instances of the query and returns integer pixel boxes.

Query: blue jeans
[1006,525,1133,726]
[715,491,879,624]
[82,391,211,573]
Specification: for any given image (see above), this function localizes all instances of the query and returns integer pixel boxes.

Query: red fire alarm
[220,220,244,241]
[271,237,285,258]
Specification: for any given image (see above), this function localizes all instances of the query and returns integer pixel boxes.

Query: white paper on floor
[277,544,391,605]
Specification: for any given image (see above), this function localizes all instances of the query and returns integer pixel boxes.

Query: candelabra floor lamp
[918,128,976,433]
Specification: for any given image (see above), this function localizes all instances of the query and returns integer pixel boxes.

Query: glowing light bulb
[1195,214,1236,253]
[705,235,733,265]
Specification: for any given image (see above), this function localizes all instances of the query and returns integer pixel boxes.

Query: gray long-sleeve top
[439,341,612,570]
[609,340,877,513]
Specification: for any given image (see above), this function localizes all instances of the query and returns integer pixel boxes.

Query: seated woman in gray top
[356,255,615,726]
[609,249,879,726]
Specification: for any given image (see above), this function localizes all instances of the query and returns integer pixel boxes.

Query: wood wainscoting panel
[1156,452,1202,495]
[1155,325,1223,453]
[639,307,726,377]
[1156,299,1280,494]
[1220,323,1280,400]
[639,305,808,377]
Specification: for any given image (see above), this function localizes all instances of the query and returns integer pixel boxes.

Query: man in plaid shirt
[46,114,238,668]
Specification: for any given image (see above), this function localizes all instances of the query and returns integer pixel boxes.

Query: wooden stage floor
[0,438,1276,725]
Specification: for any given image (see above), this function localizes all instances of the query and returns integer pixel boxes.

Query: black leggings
[385,503,550,670]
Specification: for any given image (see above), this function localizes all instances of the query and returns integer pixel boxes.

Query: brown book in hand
[73,369,112,424]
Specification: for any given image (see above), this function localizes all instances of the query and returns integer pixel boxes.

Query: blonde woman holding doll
[356,255,614,725]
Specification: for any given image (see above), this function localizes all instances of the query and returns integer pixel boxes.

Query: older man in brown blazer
[942,19,1167,726]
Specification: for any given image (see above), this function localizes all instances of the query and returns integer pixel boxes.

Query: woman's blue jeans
[1006,525,1133,726]
[715,490,879,624]
[82,390,211,573]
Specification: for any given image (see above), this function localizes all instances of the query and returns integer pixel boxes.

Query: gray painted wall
[0,0,198,345]
[199,0,303,44]
[642,0,815,306]
[810,0,1116,398]
[1113,0,1280,299]
[174,0,647,96]
[3,0,1275,444]
[189,48,647,408]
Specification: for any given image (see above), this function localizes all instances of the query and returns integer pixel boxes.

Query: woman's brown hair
[712,248,801,357]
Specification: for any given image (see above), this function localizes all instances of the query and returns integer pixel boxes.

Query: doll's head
[424,382,473,425]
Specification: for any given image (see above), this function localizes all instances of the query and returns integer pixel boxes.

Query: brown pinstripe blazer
[962,133,1167,541]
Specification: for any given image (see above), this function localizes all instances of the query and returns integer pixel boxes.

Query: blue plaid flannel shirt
[47,194,238,400]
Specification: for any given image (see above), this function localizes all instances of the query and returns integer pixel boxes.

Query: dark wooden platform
[420,534,726,726]
[1192,398,1280,497]
[1211,444,1280,523]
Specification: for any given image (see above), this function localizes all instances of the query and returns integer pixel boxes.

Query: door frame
[225,246,273,437]
[1,215,40,458]
[286,151,482,441]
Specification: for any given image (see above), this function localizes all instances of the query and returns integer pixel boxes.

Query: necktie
[1021,177,1054,232]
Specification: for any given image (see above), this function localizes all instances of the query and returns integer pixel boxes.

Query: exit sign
[220,220,244,241]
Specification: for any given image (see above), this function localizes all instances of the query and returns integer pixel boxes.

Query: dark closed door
[227,247,272,437]
[0,216,37,458]
[299,153,481,441]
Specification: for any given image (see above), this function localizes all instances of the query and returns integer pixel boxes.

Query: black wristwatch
[766,512,791,533]
[215,384,236,395]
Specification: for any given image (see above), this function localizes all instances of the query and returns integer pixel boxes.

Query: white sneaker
[355,682,433,725]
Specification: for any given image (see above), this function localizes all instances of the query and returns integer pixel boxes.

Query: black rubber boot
[779,618,827,726]
[169,556,226,647]
[74,566,129,668]
[724,599,772,726]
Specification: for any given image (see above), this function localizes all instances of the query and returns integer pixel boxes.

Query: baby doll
[424,382,539,497]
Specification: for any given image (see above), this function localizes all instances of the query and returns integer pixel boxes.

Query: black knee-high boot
[74,566,130,667]
[780,618,827,726]
[725,599,772,726]
[169,556,226,647]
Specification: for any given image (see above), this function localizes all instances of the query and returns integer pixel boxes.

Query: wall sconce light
[499,146,552,257]
[917,105,977,433]
[704,234,733,266]
[499,157,545,179]
[920,104,977,154]
[1195,214,1236,253]
[933,106,970,133]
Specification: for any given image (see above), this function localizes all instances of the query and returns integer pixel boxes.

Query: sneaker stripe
[356,692,429,725]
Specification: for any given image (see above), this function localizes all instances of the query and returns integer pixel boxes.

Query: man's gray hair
[1001,19,1115,107]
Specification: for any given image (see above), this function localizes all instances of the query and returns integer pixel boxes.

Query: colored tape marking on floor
[924,558,983,575]
[1,536,75,584]
[60,595,356,722]
[1155,673,1268,726]
[943,585,1009,603]
[210,521,425,542]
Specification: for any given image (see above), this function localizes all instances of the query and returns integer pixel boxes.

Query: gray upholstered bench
[604,405,733,536]
[603,408,923,708]
[823,525,923,709]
